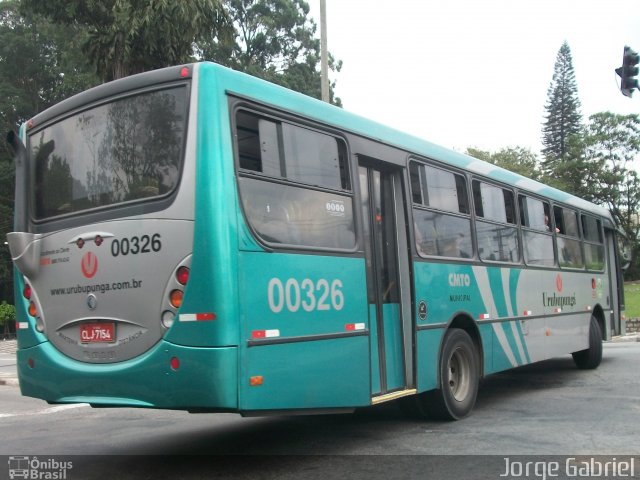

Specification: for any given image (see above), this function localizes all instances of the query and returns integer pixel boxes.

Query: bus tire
[418,328,479,421]
[572,315,602,370]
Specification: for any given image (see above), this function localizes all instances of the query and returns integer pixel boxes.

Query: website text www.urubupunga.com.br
[50,279,143,296]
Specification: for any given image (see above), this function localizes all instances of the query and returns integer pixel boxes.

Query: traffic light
[616,46,639,97]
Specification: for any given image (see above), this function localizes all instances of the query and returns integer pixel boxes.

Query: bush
[0,301,16,333]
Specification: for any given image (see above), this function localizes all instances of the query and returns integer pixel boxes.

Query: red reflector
[23,284,32,300]
[28,358,35,369]
[252,330,266,339]
[591,278,596,289]
[345,324,356,331]
[250,376,263,386]
[176,266,190,285]
[180,67,189,77]
[170,357,180,370]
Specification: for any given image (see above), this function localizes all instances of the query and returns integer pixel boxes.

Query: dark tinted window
[473,181,515,224]
[237,111,349,191]
[236,110,354,250]
[410,162,469,214]
[582,215,603,243]
[553,206,580,238]
[239,178,355,249]
[31,86,188,219]
[519,195,552,232]
[414,209,472,258]
[519,195,554,267]
[410,161,472,259]
[473,180,519,263]
[582,214,604,270]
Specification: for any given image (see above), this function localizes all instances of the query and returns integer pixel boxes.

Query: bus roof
[206,62,614,226]
[24,61,614,226]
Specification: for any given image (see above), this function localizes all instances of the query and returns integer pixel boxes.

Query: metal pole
[320,0,329,103]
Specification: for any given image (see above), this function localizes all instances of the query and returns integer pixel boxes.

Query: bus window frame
[581,212,606,272]
[552,204,586,271]
[26,81,192,234]
[231,102,358,254]
[471,177,522,266]
[518,193,557,268]
[408,157,475,261]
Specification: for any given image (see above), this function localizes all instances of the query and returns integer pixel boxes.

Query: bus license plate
[80,323,115,344]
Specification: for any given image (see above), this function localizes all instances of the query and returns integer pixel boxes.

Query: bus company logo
[80,252,98,279]
[8,456,73,479]
[448,273,471,287]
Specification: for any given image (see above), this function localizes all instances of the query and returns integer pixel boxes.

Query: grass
[624,282,640,319]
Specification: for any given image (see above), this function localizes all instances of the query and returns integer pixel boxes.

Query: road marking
[0,403,90,418]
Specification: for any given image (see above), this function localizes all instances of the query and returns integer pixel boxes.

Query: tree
[541,41,583,179]
[202,0,342,105]
[0,301,16,336]
[21,0,233,82]
[583,112,640,277]
[466,146,541,180]
[0,1,98,303]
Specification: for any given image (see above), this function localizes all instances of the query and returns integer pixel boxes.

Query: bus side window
[582,214,605,270]
[472,180,519,263]
[410,161,472,259]
[554,205,584,269]
[519,195,555,267]
[236,109,355,250]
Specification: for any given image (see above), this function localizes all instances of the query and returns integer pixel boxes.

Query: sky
[306,0,640,158]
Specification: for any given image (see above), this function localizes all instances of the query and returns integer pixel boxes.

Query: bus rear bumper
[16,340,238,410]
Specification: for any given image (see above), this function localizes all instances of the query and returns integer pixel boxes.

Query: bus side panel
[237,252,371,410]
[241,338,370,410]
[369,304,381,395]
[415,328,442,392]
[17,341,238,409]
[165,64,241,348]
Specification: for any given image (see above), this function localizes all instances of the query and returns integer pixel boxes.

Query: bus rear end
[7,65,237,410]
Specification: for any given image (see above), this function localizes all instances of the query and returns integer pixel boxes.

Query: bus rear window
[30,86,188,220]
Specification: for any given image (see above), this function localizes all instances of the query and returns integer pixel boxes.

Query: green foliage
[466,146,541,181]
[541,42,583,176]
[0,1,98,303]
[0,301,16,328]
[624,282,640,319]
[202,0,342,105]
[22,0,233,81]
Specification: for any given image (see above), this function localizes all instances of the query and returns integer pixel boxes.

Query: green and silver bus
[7,62,628,420]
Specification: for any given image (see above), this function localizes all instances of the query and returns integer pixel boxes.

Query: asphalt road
[1,342,639,479]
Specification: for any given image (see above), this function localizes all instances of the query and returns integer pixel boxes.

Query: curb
[611,334,640,343]
[0,378,19,387]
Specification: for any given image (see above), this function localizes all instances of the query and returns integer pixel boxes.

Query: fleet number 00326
[268,278,344,313]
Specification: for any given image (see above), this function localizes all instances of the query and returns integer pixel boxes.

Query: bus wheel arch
[446,314,484,382]
[403,315,481,421]
[591,304,606,340]
[572,312,603,370]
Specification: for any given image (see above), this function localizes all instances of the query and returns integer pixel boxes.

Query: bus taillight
[28,301,37,317]
[169,290,183,308]
[23,284,32,300]
[176,266,190,285]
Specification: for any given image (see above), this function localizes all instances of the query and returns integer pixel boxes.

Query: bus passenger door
[358,161,415,401]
